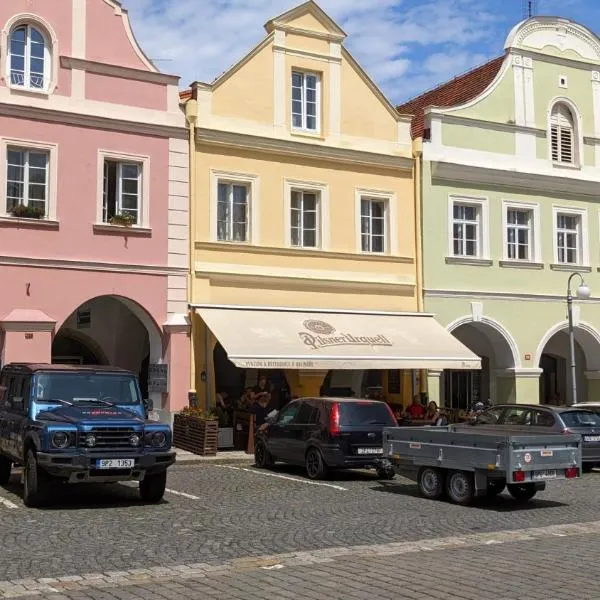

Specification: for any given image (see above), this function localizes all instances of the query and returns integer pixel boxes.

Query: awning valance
[192,305,480,371]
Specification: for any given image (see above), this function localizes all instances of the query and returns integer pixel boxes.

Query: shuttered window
[550,104,575,165]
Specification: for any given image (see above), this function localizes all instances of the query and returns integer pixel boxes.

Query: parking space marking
[165,488,201,500]
[0,494,18,509]
[216,465,348,491]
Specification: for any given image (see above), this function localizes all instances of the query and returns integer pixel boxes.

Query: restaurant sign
[298,320,393,351]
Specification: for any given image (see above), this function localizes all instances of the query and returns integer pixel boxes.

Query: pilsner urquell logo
[299,319,393,350]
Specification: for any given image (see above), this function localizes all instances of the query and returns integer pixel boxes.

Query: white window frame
[216,181,250,244]
[284,179,328,250]
[210,170,259,244]
[96,151,150,228]
[547,98,582,168]
[447,195,490,260]
[290,189,320,249]
[355,188,398,255]
[0,138,58,220]
[291,71,321,134]
[0,15,59,95]
[501,200,541,263]
[552,206,589,267]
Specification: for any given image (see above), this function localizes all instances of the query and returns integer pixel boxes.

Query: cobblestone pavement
[0,463,599,597]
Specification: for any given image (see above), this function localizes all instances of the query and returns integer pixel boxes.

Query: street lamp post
[567,272,591,405]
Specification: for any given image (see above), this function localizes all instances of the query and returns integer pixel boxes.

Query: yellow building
[183,1,478,427]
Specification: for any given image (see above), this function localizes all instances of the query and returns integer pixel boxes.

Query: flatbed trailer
[383,425,582,504]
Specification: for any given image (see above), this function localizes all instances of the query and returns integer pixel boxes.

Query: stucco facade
[403,17,600,408]
[0,0,190,422]
[184,1,426,412]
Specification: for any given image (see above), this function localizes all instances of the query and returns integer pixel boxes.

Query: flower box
[173,413,218,456]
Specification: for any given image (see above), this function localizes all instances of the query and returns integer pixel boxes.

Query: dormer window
[291,71,320,133]
[9,24,48,90]
[550,103,575,165]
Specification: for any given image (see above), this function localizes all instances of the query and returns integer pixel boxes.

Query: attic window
[559,75,568,88]
[291,71,320,133]
[550,103,576,166]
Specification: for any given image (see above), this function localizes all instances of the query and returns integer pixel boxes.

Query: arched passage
[444,317,519,408]
[535,321,600,405]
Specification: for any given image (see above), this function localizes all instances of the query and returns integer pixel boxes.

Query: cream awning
[192,305,481,371]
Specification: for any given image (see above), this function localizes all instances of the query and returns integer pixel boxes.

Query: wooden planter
[173,414,218,456]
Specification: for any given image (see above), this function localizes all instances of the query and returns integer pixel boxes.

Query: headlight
[151,431,167,448]
[85,434,97,448]
[51,431,71,449]
[130,433,141,447]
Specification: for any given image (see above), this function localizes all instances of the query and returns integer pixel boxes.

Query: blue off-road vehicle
[0,363,175,507]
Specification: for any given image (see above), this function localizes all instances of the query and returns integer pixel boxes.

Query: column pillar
[0,309,55,364]
[511,368,542,404]
[163,314,191,424]
[584,371,600,402]
[427,370,443,406]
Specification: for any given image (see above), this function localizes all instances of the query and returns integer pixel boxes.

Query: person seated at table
[404,395,425,420]
[239,387,255,409]
[425,401,439,421]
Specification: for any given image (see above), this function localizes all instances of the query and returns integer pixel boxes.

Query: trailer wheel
[507,483,537,502]
[418,467,445,499]
[446,470,475,505]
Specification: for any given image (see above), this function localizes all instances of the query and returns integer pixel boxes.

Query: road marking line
[0,495,18,509]
[216,465,347,491]
[165,488,201,500]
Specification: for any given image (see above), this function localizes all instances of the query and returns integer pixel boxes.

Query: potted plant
[173,406,219,456]
[109,213,136,227]
[10,204,45,219]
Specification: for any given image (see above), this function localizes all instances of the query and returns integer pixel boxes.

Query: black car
[254,397,397,480]
[471,403,600,471]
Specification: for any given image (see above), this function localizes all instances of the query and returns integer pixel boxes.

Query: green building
[399,16,600,408]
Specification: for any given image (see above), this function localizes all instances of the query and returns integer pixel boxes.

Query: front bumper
[36,450,176,483]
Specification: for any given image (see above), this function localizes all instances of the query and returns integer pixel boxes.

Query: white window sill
[213,238,250,245]
[550,263,591,272]
[7,85,51,98]
[291,128,323,140]
[499,260,544,269]
[445,256,493,266]
[0,215,59,228]
[93,223,151,236]
[551,161,580,170]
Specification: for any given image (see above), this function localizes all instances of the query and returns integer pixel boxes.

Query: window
[361,198,386,253]
[475,407,504,425]
[217,182,248,243]
[550,103,575,165]
[295,402,319,425]
[506,208,532,260]
[6,147,49,217]
[277,402,299,425]
[9,24,48,90]
[452,203,480,257]
[103,160,141,225]
[291,190,319,248]
[291,71,320,132]
[556,212,580,264]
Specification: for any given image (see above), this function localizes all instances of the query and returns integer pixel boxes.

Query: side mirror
[143,398,154,412]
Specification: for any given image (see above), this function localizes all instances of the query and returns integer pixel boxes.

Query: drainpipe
[413,138,426,395]
[185,93,198,401]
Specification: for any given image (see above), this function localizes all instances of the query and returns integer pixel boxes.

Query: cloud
[123,0,597,103]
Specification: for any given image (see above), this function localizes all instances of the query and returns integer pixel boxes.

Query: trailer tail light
[513,470,526,482]
[329,403,340,436]
[565,467,579,479]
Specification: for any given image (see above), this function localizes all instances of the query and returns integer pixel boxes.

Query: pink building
[0,0,190,421]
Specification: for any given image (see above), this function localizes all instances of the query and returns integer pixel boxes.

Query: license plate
[96,459,135,469]
[584,435,600,442]
[532,469,557,480]
[357,447,383,455]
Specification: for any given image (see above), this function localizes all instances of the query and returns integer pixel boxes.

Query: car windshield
[33,373,141,405]
[338,402,397,426]
[561,410,600,428]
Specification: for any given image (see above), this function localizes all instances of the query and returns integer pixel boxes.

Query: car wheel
[0,456,12,486]
[507,483,537,502]
[254,441,274,469]
[418,467,445,499]
[23,449,49,508]
[305,447,328,480]
[486,479,506,497]
[446,470,475,505]
[139,471,167,503]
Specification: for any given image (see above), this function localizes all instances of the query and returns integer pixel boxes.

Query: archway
[52,295,162,399]
[535,322,600,405]
[444,317,519,409]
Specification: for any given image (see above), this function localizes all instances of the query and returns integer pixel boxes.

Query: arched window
[550,103,575,165]
[9,24,48,90]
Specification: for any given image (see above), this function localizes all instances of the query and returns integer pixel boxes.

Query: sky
[125,0,600,104]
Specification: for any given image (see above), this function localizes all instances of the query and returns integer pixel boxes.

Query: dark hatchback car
[471,403,600,471]
[254,397,397,480]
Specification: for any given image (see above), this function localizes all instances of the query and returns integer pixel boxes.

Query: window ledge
[291,129,324,141]
[93,223,151,236]
[7,85,51,98]
[551,161,581,171]
[445,256,493,266]
[0,216,59,229]
[550,263,591,272]
[499,260,544,270]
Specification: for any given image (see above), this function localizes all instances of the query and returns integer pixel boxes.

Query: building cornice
[195,128,413,171]
[0,103,187,139]
[269,23,345,42]
[508,47,596,71]
[432,112,545,137]
[60,56,179,85]
[425,288,600,303]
